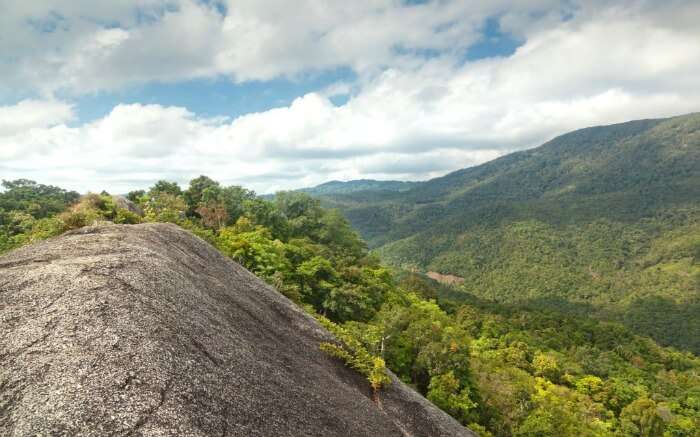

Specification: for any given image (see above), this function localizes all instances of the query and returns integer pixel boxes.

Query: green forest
[309,113,700,356]
[2,176,699,436]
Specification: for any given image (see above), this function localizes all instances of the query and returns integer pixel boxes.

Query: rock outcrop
[112,195,144,216]
[0,223,474,436]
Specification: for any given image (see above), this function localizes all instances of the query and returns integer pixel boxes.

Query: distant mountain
[300,179,420,196]
[308,113,700,353]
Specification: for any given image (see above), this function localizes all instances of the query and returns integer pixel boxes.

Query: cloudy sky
[1,0,699,194]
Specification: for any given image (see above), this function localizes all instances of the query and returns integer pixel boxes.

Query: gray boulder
[0,223,474,436]
[112,195,144,216]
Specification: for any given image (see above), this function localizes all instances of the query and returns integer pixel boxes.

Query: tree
[516,378,608,436]
[149,180,182,197]
[322,267,392,322]
[620,398,667,437]
[218,186,255,224]
[275,191,323,238]
[242,198,289,239]
[574,375,604,401]
[143,193,186,223]
[378,294,470,393]
[184,175,220,215]
[317,315,391,405]
[532,352,560,382]
[0,179,79,218]
[318,209,366,260]
[297,256,338,310]
[196,201,229,230]
[427,371,477,424]
[195,185,256,228]
[126,190,145,203]
[216,224,291,280]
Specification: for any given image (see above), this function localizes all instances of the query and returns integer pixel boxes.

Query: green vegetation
[0,181,146,254]
[309,113,700,354]
[300,179,419,196]
[3,166,700,435]
[317,315,391,404]
[0,179,79,253]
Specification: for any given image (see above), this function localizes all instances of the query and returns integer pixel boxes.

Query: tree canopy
[2,175,699,436]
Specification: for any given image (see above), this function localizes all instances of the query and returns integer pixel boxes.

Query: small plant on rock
[316,315,391,405]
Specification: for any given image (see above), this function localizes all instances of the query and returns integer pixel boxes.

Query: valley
[306,113,700,354]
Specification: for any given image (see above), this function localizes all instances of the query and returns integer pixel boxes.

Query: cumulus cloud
[1,0,699,193]
[0,100,74,136]
[0,0,567,95]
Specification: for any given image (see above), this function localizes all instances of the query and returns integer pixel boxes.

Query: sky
[1,0,699,194]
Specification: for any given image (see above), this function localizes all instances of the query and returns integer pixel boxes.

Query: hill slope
[301,179,419,196]
[311,113,700,353]
[0,223,473,436]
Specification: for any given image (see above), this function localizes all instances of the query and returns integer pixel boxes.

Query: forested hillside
[2,176,700,435]
[308,113,700,354]
[300,179,419,196]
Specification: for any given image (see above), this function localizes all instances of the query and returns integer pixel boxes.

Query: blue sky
[69,68,357,124]
[68,12,522,125]
[1,0,699,193]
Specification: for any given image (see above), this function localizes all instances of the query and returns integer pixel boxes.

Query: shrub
[114,208,141,224]
[316,315,391,404]
[59,208,101,230]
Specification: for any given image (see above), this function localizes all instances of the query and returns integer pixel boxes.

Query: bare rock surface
[112,196,144,216]
[0,223,474,436]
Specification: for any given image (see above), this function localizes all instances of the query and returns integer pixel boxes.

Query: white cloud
[0,1,699,193]
[83,104,202,158]
[0,100,74,136]
[0,0,566,95]
[0,100,75,160]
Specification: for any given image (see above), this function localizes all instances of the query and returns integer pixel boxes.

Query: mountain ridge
[304,112,700,353]
[299,179,420,196]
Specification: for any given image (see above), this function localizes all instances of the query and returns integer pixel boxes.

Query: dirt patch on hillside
[427,271,465,286]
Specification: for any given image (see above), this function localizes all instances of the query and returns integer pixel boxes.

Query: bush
[114,208,141,224]
[316,315,391,403]
[59,208,100,230]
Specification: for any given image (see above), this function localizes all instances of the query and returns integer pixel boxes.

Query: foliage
[143,192,186,223]
[300,179,418,196]
[619,398,667,437]
[0,179,79,219]
[309,113,700,355]
[317,315,391,401]
[114,208,141,224]
[183,175,219,215]
[0,182,131,253]
[427,371,477,423]
[149,180,182,197]
[217,222,290,279]
[3,172,700,436]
